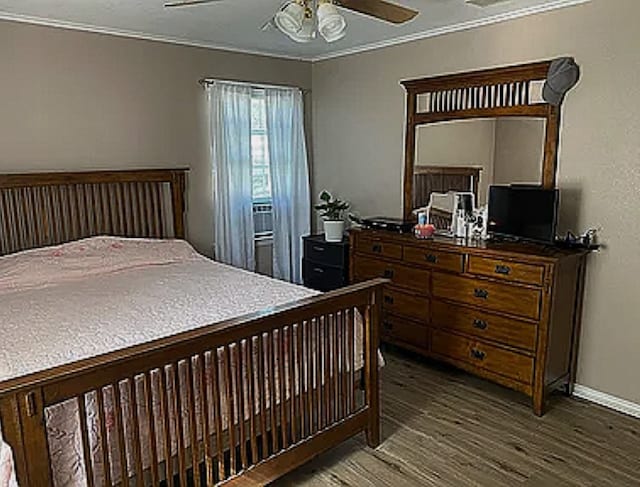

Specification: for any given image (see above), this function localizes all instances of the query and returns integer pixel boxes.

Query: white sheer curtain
[265,88,311,284]
[208,82,255,271]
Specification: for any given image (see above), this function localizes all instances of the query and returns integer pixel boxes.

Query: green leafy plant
[314,190,350,221]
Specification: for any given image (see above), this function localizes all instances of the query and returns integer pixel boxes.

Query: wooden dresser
[350,228,587,415]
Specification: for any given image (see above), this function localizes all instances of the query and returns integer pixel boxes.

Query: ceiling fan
[164,0,419,44]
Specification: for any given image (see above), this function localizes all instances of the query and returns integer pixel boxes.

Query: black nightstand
[302,234,349,292]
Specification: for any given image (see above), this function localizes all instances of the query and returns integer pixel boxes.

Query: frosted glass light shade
[274,1,306,37]
[317,2,346,42]
[288,16,315,43]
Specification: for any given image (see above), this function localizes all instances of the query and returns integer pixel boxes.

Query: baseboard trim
[573,385,640,419]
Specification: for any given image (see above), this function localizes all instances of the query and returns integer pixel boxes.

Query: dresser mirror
[413,117,546,211]
[401,61,562,221]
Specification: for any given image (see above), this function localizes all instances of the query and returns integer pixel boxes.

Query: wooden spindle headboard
[412,165,481,209]
[0,168,188,256]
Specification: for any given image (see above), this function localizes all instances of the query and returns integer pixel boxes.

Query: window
[250,90,273,238]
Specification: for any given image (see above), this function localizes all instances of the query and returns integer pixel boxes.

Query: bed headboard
[0,168,187,255]
[412,165,481,210]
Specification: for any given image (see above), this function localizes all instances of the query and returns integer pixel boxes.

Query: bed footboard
[0,279,384,487]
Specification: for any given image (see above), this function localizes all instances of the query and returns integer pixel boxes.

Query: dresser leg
[564,381,575,397]
[533,393,546,417]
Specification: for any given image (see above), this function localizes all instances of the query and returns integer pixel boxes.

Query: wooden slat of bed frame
[222,345,236,478]
[296,324,305,439]
[143,372,160,487]
[0,169,187,255]
[279,328,288,451]
[96,387,113,486]
[348,310,355,415]
[172,362,188,486]
[267,332,278,456]
[198,355,213,485]
[78,394,95,487]
[245,339,258,467]
[159,367,175,487]
[112,381,130,487]
[211,350,225,482]
[129,378,145,485]
[258,335,268,460]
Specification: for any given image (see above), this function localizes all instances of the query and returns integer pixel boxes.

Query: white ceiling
[0,0,588,61]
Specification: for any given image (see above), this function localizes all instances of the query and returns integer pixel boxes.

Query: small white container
[324,220,345,242]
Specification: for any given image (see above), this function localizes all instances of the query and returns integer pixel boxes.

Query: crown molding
[311,0,591,62]
[0,0,590,64]
[573,384,640,419]
[0,12,311,62]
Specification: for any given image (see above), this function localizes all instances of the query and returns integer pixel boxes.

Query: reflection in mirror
[428,192,455,231]
[412,117,546,211]
[426,191,478,236]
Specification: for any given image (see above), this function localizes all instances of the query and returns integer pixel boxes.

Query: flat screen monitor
[488,185,559,244]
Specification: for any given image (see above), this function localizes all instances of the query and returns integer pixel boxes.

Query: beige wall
[493,117,546,185]
[415,119,495,205]
[2,0,639,406]
[312,0,640,404]
[0,20,312,256]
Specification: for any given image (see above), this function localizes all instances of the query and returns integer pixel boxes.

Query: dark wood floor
[276,350,640,486]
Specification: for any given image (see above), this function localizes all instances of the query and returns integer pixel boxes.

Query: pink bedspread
[0,436,17,487]
[0,237,204,487]
[0,235,199,295]
[0,237,367,486]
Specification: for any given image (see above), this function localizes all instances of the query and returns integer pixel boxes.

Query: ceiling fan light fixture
[274,0,306,37]
[317,1,347,43]
[287,12,315,43]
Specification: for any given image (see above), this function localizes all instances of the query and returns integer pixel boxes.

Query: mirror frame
[400,60,563,221]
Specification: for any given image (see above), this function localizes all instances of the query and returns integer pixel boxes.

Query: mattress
[0,237,366,486]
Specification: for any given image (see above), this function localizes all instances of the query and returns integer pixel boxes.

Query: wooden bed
[0,168,383,486]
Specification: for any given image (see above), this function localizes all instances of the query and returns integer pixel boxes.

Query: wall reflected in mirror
[412,117,547,216]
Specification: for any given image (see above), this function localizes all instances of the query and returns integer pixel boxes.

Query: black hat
[543,57,580,106]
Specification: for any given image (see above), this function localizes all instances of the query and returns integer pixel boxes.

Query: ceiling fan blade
[336,0,418,24]
[164,0,224,7]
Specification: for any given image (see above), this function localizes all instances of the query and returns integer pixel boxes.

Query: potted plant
[315,190,350,242]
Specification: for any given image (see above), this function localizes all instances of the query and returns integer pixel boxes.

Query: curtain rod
[199,78,311,94]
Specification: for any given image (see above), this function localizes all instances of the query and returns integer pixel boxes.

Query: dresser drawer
[432,329,533,384]
[383,288,430,323]
[354,256,430,294]
[467,255,544,286]
[432,300,537,351]
[302,259,347,291]
[304,238,347,268]
[432,273,541,320]
[356,236,403,260]
[404,246,464,273]
[381,314,428,350]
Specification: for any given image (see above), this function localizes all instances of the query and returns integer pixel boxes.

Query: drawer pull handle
[425,254,438,264]
[495,265,511,275]
[313,267,325,274]
[384,295,395,305]
[383,321,393,331]
[383,269,395,279]
[470,348,486,360]
[372,244,382,253]
[312,246,325,252]
[474,288,489,299]
[473,319,488,330]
